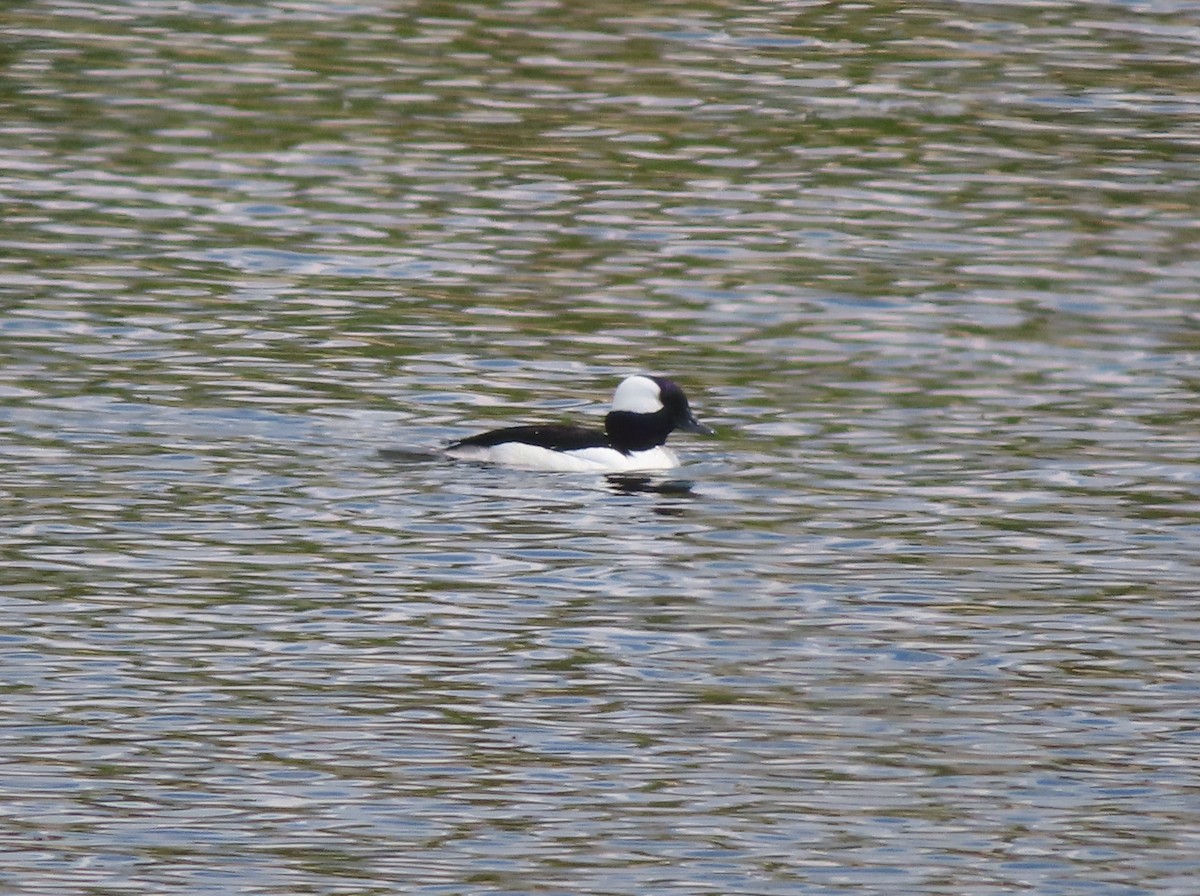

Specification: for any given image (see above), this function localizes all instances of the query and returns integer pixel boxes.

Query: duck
[445,374,712,472]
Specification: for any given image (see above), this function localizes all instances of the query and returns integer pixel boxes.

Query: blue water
[2,2,1199,894]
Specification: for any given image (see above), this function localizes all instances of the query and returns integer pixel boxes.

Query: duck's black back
[448,424,611,452]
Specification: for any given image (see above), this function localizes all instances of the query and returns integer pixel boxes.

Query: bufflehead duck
[446,374,712,472]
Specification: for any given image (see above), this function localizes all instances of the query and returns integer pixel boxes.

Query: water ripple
[2,1,1199,894]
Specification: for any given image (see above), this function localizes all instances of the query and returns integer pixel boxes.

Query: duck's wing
[448,424,611,452]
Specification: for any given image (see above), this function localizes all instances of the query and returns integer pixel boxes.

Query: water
[2,1,1199,894]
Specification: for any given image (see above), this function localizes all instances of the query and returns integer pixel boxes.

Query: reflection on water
[2,1,1199,894]
[604,474,697,497]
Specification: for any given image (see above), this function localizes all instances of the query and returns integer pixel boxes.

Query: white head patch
[610,375,663,414]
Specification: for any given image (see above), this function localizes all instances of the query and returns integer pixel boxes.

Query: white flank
[447,442,679,472]
[610,375,663,414]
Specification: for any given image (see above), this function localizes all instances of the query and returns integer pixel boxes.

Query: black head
[604,375,712,453]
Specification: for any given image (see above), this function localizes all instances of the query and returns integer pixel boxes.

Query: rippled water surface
[3,1,1199,894]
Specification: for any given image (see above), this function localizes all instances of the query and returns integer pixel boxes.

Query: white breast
[447,442,680,472]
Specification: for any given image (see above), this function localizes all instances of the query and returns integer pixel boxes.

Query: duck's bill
[678,415,714,435]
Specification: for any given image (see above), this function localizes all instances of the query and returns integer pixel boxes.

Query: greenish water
[2,2,1199,894]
